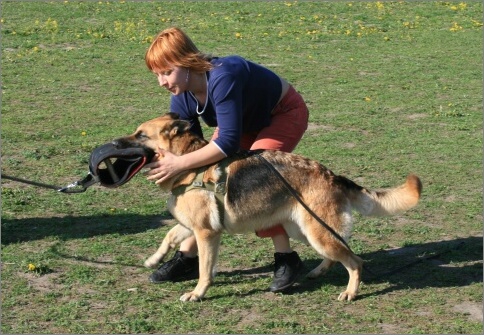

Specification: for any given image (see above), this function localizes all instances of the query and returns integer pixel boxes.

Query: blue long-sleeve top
[170,55,282,156]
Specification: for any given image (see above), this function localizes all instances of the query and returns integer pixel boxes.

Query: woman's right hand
[144,149,184,185]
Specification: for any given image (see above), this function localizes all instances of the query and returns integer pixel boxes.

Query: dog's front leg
[144,224,193,268]
[180,228,222,302]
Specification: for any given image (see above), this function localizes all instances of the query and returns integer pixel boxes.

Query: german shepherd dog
[113,113,422,302]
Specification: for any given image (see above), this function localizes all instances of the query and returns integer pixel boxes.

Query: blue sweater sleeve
[209,70,247,156]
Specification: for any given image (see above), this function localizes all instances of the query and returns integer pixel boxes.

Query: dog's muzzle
[89,142,155,188]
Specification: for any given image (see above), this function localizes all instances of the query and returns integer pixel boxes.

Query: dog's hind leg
[336,252,363,301]
[303,212,363,301]
[180,228,222,302]
[144,224,193,268]
[307,258,336,279]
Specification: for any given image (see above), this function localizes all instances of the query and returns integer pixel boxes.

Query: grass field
[1,1,483,334]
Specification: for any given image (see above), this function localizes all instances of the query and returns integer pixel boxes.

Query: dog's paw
[180,292,202,302]
[337,291,356,301]
[144,257,160,269]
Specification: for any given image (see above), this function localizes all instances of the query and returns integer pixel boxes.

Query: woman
[144,27,309,293]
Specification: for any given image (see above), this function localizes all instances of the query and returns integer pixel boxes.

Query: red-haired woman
[144,27,308,293]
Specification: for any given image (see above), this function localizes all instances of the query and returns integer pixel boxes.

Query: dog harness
[171,160,230,228]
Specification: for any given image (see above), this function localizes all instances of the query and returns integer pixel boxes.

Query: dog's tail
[347,174,422,217]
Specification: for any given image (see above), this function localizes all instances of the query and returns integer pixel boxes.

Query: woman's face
[155,66,188,95]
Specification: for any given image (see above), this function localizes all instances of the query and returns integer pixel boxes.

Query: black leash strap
[255,153,465,280]
[255,154,353,251]
[255,153,379,277]
[2,173,98,193]
[2,174,63,191]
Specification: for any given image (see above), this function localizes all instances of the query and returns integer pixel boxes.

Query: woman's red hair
[145,27,213,73]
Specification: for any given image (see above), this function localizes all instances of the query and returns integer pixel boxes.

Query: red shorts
[212,85,308,237]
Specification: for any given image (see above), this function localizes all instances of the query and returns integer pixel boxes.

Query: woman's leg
[244,86,309,291]
[179,235,198,257]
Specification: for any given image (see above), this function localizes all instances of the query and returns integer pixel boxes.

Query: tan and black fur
[113,113,422,302]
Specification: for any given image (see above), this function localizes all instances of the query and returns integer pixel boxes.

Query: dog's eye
[136,132,149,140]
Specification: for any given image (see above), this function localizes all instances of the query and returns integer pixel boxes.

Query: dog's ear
[164,120,190,139]
[165,112,180,120]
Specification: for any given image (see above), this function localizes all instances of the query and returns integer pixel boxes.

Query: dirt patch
[18,271,64,293]
[453,302,483,323]
[236,308,262,328]
[307,122,335,132]
[379,323,404,334]
[407,113,428,120]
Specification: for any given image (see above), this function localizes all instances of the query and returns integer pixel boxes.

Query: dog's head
[113,112,208,157]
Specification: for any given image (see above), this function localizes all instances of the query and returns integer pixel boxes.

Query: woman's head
[145,27,212,74]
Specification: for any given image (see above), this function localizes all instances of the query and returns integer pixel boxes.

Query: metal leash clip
[57,173,99,193]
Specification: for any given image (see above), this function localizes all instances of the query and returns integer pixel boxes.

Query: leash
[2,142,155,194]
[2,173,98,194]
[255,153,379,277]
[255,153,467,280]
[255,154,354,250]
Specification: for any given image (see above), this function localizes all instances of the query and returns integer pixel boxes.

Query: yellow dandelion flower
[28,263,36,271]
[81,131,87,136]
[364,97,371,102]
[235,32,241,38]
[449,22,463,32]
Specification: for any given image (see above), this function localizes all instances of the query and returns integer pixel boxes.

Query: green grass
[1,1,483,334]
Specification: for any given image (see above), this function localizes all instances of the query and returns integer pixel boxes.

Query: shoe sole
[149,273,199,284]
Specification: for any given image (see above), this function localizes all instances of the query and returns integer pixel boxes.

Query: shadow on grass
[1,212,171,245]
[213,236,483,300]
[2,214,481,300]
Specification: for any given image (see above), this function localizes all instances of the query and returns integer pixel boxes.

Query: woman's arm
[145,141,226,185]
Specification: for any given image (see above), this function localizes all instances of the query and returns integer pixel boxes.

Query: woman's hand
[144,148,182,185]
[144,142,227,185]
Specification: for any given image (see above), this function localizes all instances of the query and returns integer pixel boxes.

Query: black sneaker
[269,251,304,292]
[149,251,199,283]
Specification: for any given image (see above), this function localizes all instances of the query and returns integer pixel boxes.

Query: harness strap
[171,165,227,228]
